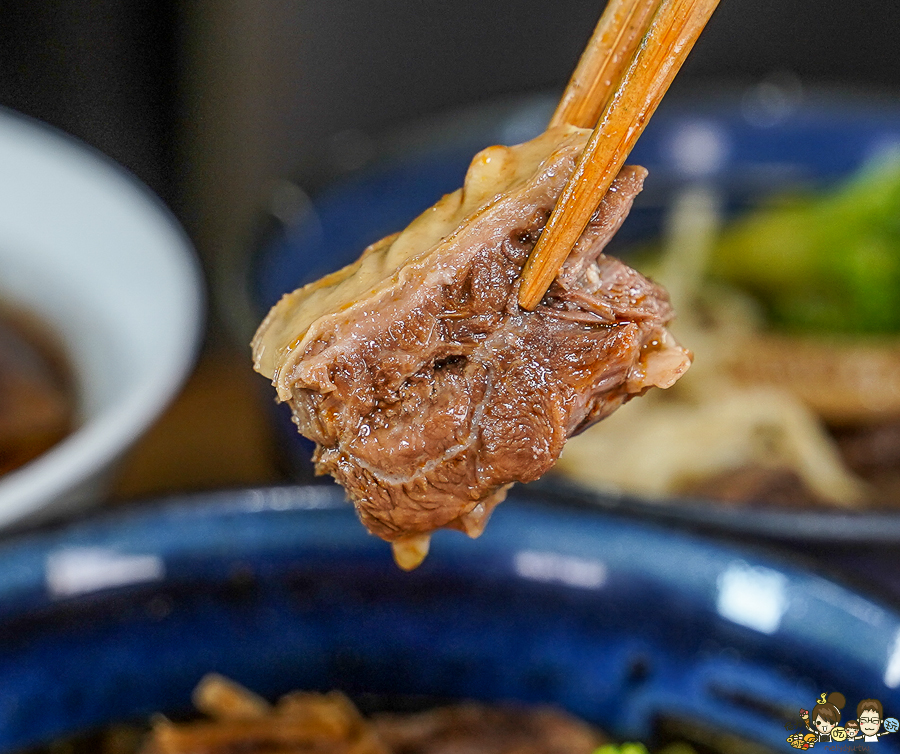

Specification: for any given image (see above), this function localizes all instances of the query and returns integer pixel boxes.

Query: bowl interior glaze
[0,486,898,751]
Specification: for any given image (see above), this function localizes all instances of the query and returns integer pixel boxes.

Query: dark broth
[0,304,77,477]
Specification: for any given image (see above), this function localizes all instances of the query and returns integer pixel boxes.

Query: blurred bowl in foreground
[0,107,204,529]
[1,485,899,752]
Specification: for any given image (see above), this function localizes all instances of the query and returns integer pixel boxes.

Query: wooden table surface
[111,345,290,502]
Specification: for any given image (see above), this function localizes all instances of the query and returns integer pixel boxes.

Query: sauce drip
[0,306,76,476]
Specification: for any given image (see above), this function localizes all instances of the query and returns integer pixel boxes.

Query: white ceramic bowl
[0,107,204,528]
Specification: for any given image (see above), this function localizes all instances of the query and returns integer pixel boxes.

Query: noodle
[557,185,869,508]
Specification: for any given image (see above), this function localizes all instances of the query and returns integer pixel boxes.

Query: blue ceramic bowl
[1,485,899,751]
[255,87,900,314]
[251,90,900,312]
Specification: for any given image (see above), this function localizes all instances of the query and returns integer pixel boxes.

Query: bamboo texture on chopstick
[549,0,660,130]
[519,0,721,310]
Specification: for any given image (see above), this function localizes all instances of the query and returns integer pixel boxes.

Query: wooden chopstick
[519,0,721,311]
[549,0,661,130]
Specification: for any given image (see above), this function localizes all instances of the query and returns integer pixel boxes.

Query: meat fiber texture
[253,125,691,563]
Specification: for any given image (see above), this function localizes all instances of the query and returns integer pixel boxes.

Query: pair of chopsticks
[517,0,721,310]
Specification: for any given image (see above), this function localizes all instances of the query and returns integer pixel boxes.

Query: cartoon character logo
[856,698,900,743]
[799,692,845,743]
[788,693,899,748]
[843,718,860,741]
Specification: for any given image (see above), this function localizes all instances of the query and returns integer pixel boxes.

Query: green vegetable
[707,153,900,334]
[593,744,651,754]
[592,741,698,754]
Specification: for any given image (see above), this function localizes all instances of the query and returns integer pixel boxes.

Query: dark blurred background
[2,0,898,311]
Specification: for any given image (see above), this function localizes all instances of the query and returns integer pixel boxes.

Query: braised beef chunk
[253,127,690,562]
[372,703,604,754]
